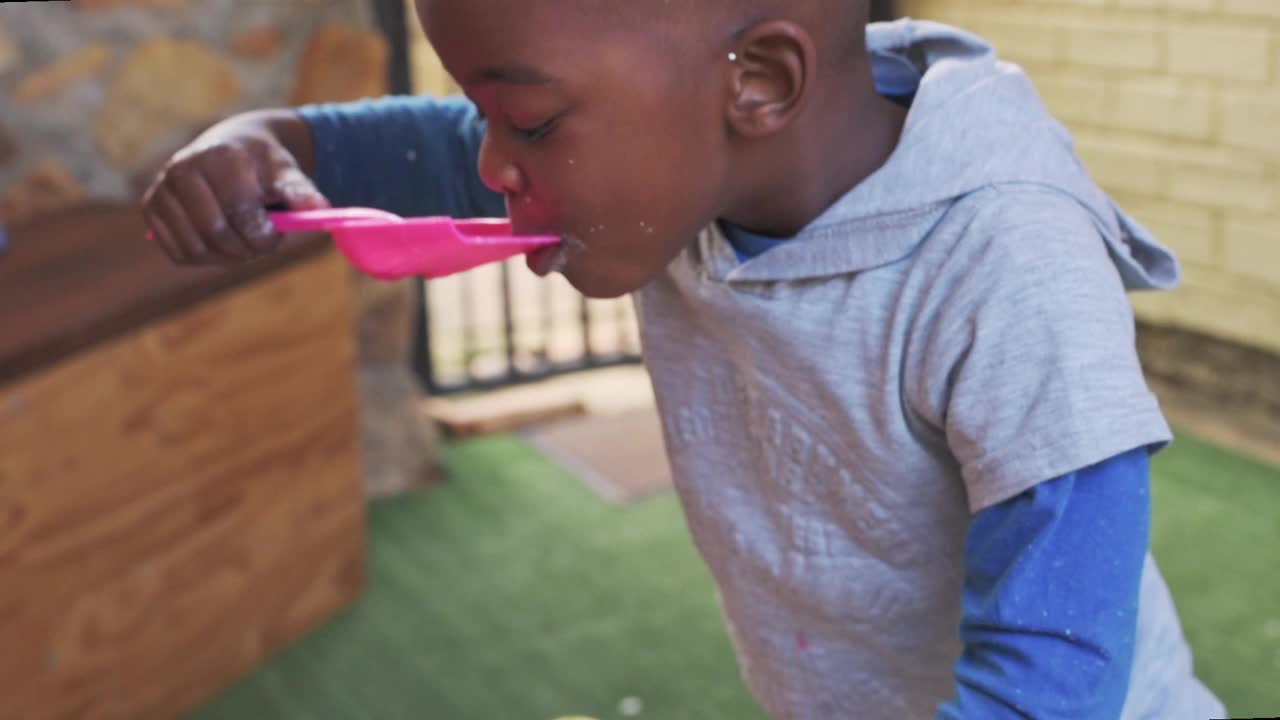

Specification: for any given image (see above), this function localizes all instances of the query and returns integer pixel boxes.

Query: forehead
[418,0,600,58]
[418,0,687,80]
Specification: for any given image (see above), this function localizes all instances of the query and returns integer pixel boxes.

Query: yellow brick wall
[903,0,1280,355]
[404,0,458,97]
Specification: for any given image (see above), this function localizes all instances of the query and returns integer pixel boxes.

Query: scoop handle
[269,208,402,233]
[143,207,399,242]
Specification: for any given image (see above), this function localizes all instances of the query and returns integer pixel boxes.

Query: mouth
[525,233,585,277]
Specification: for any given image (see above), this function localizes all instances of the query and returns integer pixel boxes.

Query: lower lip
[526,243,567,276]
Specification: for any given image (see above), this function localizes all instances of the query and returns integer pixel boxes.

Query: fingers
[201,145,278,256]
[142,160,226,265]
[141,133,331,266]
[271,166,331,210]
[142,170,213,264]
[142,204,181,263]
[153,183,220,262]
[142,142,282,265]
[263,143,330,211]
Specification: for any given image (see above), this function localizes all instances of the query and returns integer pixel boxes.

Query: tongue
[526,243,564,276]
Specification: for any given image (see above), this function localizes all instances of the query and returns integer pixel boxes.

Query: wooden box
[0,206,367,719]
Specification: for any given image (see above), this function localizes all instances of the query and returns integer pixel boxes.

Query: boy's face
[418,0,733,298]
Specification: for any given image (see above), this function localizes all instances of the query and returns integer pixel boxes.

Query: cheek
[552,164,686,245]
[522,101,724,244]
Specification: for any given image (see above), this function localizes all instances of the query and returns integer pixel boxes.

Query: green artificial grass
[189,435,767,720]
[1148,432,1280,718]
[189,431,1279,719]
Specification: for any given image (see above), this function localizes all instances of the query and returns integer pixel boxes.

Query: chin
[565,275,636,300]
[561,264,648,299]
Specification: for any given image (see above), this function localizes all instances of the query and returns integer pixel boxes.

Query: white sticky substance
[618,697,643,716]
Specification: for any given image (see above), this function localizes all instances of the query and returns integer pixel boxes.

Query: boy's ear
[725,20,815,139]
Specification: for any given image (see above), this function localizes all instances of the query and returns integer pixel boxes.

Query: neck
[722,65,907,237]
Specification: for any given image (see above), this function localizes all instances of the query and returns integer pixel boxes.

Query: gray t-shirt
[632,19,1224,720]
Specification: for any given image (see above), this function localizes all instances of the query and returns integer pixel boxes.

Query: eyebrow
[469,63,558,86]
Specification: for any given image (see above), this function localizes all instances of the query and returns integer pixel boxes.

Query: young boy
[143,2,1226,718]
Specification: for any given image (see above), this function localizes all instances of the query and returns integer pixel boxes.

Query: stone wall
[903,0,1280,357]
[0,0,388,224]
[0,0,442,497]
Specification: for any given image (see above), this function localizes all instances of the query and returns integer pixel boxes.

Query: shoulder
[908,183,1139,347]
[903,187,1169,504]
[929,185,1117,282]
[909,184,1133,334]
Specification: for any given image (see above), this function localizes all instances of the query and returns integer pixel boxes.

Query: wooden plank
[0,202,331,386]
[1136,322,1280,467]
[425,383,587,438]
[0,249,365,720]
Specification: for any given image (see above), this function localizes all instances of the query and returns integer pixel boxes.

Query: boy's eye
[511,117,557,144]
[470,104,560,145]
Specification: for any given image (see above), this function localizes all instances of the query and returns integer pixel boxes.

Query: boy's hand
[141,115,328,266]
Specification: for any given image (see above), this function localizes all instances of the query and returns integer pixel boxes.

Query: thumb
[270,165,330,211]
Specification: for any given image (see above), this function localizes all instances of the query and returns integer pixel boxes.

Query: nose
[477,130,525,197]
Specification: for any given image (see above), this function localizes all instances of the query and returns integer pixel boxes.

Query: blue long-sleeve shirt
[937,449,1149,719]
[297,95,1151,719]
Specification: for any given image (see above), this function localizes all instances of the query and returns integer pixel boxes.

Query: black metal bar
[372,0,438,392]
[579,295,594,364]
[410,278,437,393]
[500,261,517,381]
[371,0,414,96]
[871,0,896,22]
[542,270,558,358]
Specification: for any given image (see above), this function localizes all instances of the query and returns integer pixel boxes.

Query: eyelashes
[513,117,558,144]
[473,109,560,145]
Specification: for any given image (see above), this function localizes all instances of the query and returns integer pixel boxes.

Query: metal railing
[410,264,643,396]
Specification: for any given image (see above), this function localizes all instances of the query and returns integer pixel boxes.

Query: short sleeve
[297,94,505,219]
[914,189,1172,513]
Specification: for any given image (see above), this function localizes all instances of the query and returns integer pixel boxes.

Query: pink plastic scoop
[269,207,560,280]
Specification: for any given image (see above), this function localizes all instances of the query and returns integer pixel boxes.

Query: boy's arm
[935,447,1151,720]
[142,95,500,265]
[296,95,505,219]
